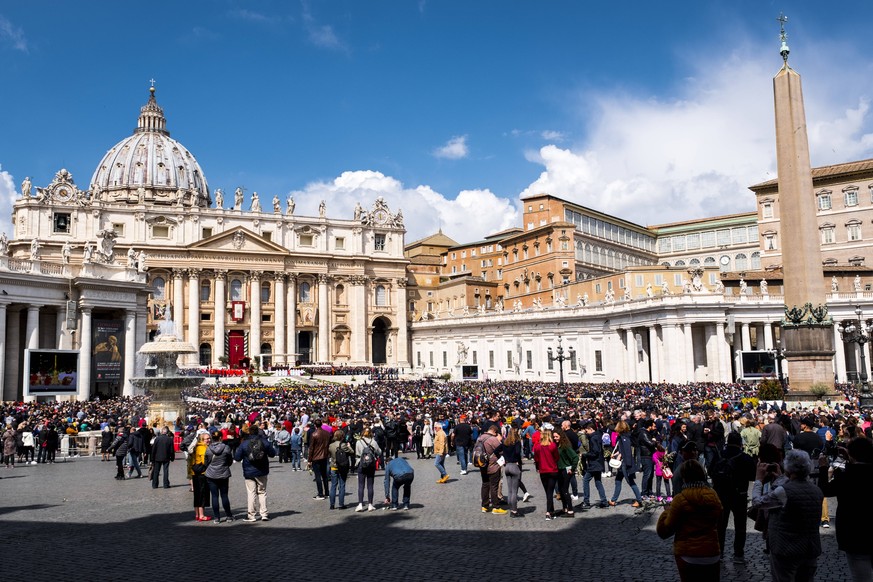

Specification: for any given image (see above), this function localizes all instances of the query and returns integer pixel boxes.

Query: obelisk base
[782,326,836,397]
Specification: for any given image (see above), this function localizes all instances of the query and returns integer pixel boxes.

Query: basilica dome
[89,87,211,208]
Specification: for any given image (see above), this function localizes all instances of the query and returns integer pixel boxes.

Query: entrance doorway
[228,331,245,368]
[298,331,313,364]
[372,317,389,364]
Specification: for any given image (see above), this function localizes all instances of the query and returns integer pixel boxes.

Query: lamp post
[773,338,787,391]
[837,305,873,408]
[547,335,575,392]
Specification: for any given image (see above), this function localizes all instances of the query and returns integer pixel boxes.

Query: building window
[299,281,311,302]
[416,352,422,366]
[735,253,748,271]
[443,352,447,367]
[507,350,513,369]
[570,355,577,371]
[202,227,213,239]
[848,222,862,241]
[335,237,345,250]
[300,234,314,247]
[762,203,773,219]
[199,343,212,366]
[336,284,346,305]
[53,213,71,233]
[526,350,533,370]
[547,354,554,370]
[429,352,434,367]
[200,312,211,321]
[375,285,387,306]
[153,225,170,238]
[765,234,777,250]
[375,234,386,251]
[751,252,761,269]
[472,351,477,365]
[152,276,166,300]
[489,350,494,368]
[112,223,125,237]
[846,190,859,207]
[818,193,832,210]
[262,231,272,242]
[261,282,271,303]
[200,281,211,302]
[230,279,243,301]
[821,227,835,245]
[594,350,603,372]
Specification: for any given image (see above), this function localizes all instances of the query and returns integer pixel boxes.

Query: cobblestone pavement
[0,454,846,581]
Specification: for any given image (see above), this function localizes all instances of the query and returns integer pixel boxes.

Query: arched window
[152,276,166,300]
[735,253,748,271]
[375,284,387,306]
[200,281,211,302]
[675,260,686,267]
[230,279,243,301]
[199,343,212,366]
[704,257,716,266]
[261,281,271,303]
[751,252,761,270]
[690,258,700,266]
[335,284,345,305]
[299,281,311,302]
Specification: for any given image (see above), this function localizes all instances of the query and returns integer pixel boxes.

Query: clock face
[54,186,74,203]
[720,256,730,265]
[373,209,389,225]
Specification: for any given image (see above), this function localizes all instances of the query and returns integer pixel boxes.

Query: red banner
[231,301,246,322]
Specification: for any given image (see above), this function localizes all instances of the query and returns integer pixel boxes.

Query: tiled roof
[750,158,873,190]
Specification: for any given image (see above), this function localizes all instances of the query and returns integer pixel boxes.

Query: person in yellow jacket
[433,422,450,483]
[656,459,723,582]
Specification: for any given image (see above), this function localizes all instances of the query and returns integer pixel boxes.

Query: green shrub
[757,378,784,400]
[810,382,831,399]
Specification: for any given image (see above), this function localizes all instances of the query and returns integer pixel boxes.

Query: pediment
[189,226,289,254]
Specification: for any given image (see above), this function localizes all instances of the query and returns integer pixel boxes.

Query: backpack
[247,437,266,462]
[472,437,490,469]
[359,442,376,471]
[708,454,734,488]
[335,445,350,469]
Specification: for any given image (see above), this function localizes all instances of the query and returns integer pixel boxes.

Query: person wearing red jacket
[533,423,559,520]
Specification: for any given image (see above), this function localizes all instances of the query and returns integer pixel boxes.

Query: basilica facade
[4,88,408,400]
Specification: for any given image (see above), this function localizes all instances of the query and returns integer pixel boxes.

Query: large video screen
[25,349,79,395]
[740,350,778,380]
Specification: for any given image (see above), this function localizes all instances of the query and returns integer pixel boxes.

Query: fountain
[132,312,203,425]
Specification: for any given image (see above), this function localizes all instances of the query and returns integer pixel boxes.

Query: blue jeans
[388,473,414,508]
[290,450,301,469]
[151,461,170,488]
[128,453,142,477]
[455,446,468,472]
[434,454,447,478]
[583,470,607,504]
[329,468,348,508]
[611,469,642,503]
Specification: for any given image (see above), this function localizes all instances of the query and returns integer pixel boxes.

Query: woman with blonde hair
[609,420,643,508]
[192,432,211,521]
[533,423,559,520]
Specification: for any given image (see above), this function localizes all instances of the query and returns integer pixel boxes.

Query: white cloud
[0,15,27,53]
[540,130,565,142]
[286,170,518,242]
[521,43,873,227]
[301,2,345,51]
[433,135,469,160]
[0,165,17,238]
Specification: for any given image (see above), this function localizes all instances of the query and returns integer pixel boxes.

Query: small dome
[90,87,211,208]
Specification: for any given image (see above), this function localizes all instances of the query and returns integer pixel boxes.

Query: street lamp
[837,305,873,409]
[547,335,575,391]
[773,338,787,391]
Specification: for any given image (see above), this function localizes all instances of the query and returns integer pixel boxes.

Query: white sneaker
[460,470,467,475]
[571,495,580,502]
[355,503,364,512]
[367,504,376,512]
[522,492,531,502]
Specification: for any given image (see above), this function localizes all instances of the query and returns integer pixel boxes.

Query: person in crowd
[740,416,761,458]
[327,429,353,510]
[2,425,16,468]
[127,427,144,479]
[555,428,579,516]
[638,418,658,499]
[433,421,450,483]
[581,421,609,509]
[308,420,331,500]
[191,431,211,521]
[476,422,505,514]
[609,420,643,508]
[760,413,787,457]
[205,430,234,523]
[452,414,472,475]
[502,420,524,517]
[652,443,672,503]
[289,425,303,470]
[383,455,414,510]
[533,422,559,520]
[107,427,129,480]
[100,424,114,462]
[355,427,382,511]
[234,421,277,521]
[657,459,723,581]
[752,449,823,582]
[817,435,873,581]
[710,431,756,563]
[275,423,291,463]
[150,426,175,489]
[421,417,434,458]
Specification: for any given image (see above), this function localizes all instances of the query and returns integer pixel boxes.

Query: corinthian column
[172,269,185,339]
[274,273,286,365]
[351,275,367,364]
[317,274,330,363]
[214,270,226,366]
[123,310,136,396]
[394,278,409,368]
[249,271,262,366]
[286,275,297,364]
[188,269,201,366]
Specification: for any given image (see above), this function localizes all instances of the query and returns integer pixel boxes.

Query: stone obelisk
[773,15,835,395]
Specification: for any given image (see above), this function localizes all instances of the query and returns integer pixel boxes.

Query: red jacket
[533,440,558,474]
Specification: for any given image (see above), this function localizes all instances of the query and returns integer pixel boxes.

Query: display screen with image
[26,349,79,395]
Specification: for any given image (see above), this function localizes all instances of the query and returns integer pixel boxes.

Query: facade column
[741,322,752,351]
[78,308,92,401]
[0,304,7,402]
[249,271,262,366]
[395,278,409,368]
[625,329,637,382]
[684,323,696,382]
[4,308,19,401]
[123,310,136,396]
[662,324,681,383]
[648,326,659,382]
[763,322,774,350]
[172,269,185,340]
[274,273,286,366]
[25,305,41,350]
[716,322,732,382]
[188,269,201,366]
[833,325,847,383]
[56,308,66,350]
[317,274,330,363]
[286,275,297,364]
[351,276,367,364]
[214,270,226,366]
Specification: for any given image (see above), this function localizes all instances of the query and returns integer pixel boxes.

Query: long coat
[2,429,16,456]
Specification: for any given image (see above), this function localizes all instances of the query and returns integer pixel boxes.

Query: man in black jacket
[127,428,143,478]
[711,431,756,563]
[151,426,176,489]
[581,422,608,508]
[638,419,658,498]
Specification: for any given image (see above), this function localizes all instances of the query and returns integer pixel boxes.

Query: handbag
[608,444,622,470]
[662,466,673,480]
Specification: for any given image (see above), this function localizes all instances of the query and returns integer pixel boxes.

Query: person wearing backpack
[383,413,400,459]
[354,428,382,511]
[709,431,755,563]
[234,421,277,522]
[328,429,354,509]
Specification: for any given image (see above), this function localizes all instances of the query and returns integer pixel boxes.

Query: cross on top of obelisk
[777,13,790,63]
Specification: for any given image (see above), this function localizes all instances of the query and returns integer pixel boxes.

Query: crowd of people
[0,378,870,580]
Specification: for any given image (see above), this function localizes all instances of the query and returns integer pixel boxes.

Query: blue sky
[2,2,873,243]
